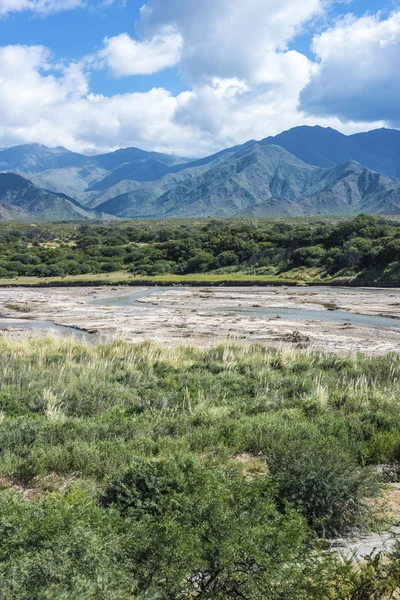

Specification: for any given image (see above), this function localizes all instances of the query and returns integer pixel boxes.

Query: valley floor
[2,285,400,354]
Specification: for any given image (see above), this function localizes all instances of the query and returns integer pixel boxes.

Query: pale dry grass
[43,388,65,421]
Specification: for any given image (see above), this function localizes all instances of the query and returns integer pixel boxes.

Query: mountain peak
[260,125,400,177]
[1,124,400,221]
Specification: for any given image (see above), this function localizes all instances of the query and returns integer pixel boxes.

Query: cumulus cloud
[90,0,329,152]
[0,0,83,16]
[174,51,312,143]
[0,0,392,157]
[0,39,315,157]
[300,11,400,126]
[138,0,322,84]
[0,43,203,155]
[98,26,182,77]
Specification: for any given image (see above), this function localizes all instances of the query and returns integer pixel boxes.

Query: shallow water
[89,287,174,307]
[210,306,400,329]
[0,318,98,342]
[91,287,400,330]
[2,286,400,340]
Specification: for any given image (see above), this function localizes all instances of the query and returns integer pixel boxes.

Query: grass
[0,271,133,286]
[0,334,399,598]
[0,271,306,287]
[0,335,399,502]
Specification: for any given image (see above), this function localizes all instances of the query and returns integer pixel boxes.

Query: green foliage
[268,436,379,536]
[333,548,400,600]
[0,337,399,597]
[1,214,400,283]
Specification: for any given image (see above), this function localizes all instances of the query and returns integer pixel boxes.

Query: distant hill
[261,126,400,179]
[0,140,258,203]
[0,143,188,200]
[0,144,90,174]
[0,173,96,221]
[86,147,187,190]
[94,145,400,219]
[0,126,400,220]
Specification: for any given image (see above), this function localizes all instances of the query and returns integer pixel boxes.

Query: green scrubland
[0,336,399,598]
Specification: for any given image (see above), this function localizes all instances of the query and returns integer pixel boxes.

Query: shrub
[269,436,379,536]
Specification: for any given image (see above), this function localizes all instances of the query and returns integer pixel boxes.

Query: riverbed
[2,285,400,354]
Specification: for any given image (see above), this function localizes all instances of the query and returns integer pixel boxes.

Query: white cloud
[174,52,312,141]
[300,11,400,126]
[0,44,202,155]
[0,0,83,16]
[98,26,182,77]
[0,45,87,126]
[83,0,332,153]
[0,1,392,158]
[138,0,322,85]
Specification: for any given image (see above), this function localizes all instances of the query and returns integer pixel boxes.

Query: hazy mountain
[0,144,90,174]
[261,126,400,179]
[238,196,302,218]
[20,166,108,202]
[0,140,258,202]
[86,148,187,191]
[0,173,96,221]
[85,140,257,209]
[1,128,400,221]
[95,145,400,219]
[0,144,188,200]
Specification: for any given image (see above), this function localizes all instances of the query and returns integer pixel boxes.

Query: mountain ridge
[260,126,400,179]
[0,173,97,221]
[94,144,400,219]
[0,126,400,220]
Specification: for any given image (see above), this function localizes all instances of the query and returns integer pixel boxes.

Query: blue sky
[0,1,188,95]
[0,0,392,95]
[0,0,398,155]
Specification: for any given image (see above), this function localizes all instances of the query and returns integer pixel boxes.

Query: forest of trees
[1,215,400,284]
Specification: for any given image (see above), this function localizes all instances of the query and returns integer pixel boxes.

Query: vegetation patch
[0,335,399,597]
[2,214,400,286]
[4,303,31,313]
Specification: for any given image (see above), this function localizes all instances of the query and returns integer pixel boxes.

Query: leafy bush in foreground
[269,436,379,536]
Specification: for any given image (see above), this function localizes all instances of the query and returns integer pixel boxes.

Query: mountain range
[0,173,96,221]
[0,126,400,220]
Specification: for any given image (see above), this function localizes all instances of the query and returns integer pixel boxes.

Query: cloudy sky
[0,0,398,156]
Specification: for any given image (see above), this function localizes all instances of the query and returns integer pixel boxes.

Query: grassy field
[0,335,399,598]
[0,271,134,286]
[0,271,304,287]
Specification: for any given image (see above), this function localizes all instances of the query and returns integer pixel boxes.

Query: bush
[100,456,328,599]
[186,251,215,273]
[269,436,379,536]
[0,338,399,598]
[215,251,239,268]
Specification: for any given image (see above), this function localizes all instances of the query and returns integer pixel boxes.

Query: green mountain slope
[95,144,400,218]
[0,141,256,203]
[0,173,97,221]
[261,126,400,179]
[0,144,188,201]
[0,143,90,173]
[1,128,400,220]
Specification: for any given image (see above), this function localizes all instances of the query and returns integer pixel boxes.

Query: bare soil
[1,286,400,354]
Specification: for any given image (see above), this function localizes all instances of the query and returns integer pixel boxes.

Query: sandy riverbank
[1,285,400,354]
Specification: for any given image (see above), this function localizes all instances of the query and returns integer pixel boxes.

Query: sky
[0,0,399,157]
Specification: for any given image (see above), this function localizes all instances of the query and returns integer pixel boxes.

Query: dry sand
[1,285,400,354]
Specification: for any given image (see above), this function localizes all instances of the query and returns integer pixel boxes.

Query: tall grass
[1,333,399,482]
[0,333,399,598]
